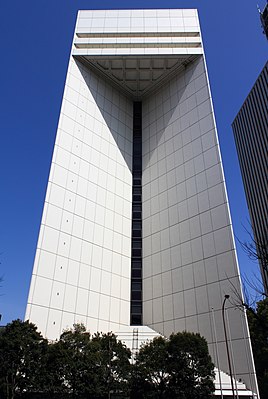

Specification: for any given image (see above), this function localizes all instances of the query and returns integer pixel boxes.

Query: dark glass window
[133,204,141,212]
[131,315,142,325]
[133,212,141,219]
[133,194,141,202]
[132,239,142,248]
[132,248,142,257]
[132,281,142,291]
[133,221,142,230]
[132,260,142,269]
[133,187,141,195]
[132,269,142,278]
[131,102,142,326]
[132,291,142,300]
[131,303,142,314]
[133,178,141,186]
[132,230,141,238]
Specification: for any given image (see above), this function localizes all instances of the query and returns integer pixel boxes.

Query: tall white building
[26,9,258,396]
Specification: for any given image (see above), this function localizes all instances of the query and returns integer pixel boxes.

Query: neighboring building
[25,9,258,396]
[232,62,268,293]
[260,2,268,39]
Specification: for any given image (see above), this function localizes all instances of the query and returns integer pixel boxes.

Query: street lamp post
[222,294,236,399]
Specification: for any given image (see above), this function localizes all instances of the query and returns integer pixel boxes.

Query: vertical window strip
[131,102,143,325]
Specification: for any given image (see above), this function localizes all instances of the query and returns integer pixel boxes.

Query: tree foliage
[132,332,215,399]
[231,229,268,398]
[0,321,215,399]
[131,336,169,398]
[0,319,48,399]
[247,298,268,399]
[91,332,132,397]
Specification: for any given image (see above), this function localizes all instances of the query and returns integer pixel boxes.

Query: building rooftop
[74,9,202,99]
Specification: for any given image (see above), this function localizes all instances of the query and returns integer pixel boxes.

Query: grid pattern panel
[25,9,259,395]
[142,56,255,387]
[26,57,133,339]
[76,9,199,35]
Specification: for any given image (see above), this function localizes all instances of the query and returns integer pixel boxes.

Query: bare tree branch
[235,224,268,295]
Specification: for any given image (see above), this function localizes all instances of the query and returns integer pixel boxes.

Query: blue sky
[0,0,267,324]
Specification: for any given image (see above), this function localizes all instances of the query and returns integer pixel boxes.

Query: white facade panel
[142,56,257,392]
[25,8,258,397]
[26,56,133,340]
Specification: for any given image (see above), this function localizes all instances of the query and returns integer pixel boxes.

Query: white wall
[25,58,133,340]
[142,56,257,391]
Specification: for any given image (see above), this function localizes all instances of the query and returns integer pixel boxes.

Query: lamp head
[225,294,230,299]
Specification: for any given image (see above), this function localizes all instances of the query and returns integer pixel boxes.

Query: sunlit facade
[26,9,258,397]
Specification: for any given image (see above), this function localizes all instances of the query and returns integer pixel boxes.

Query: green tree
[132,336,169,399]
[55,323,98,398]
[167,331,215,399]
[0,319,48,399]
[132,331,215,399]
[91,331,132,398]
[48,324,131,398]
[38,337,71,397]
[247,298,268,398]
